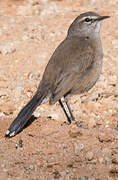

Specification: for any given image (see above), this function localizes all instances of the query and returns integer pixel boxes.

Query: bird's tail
[5,93,45,137]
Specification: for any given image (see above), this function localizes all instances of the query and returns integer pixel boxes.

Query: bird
[5,11,110,137]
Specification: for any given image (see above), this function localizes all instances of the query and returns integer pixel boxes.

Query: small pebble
[0,42,16,55]
[86,152,94,161]
[17,86,24,92]
[0,112,5,117]
[29,164,34,170]
[34,111,40,118]
[74,143,84,154]
[15,139,23,149]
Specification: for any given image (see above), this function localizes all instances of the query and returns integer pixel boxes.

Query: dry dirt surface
[0,0,118,179]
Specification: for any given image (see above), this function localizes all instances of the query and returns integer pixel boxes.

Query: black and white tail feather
[5,93,46,137]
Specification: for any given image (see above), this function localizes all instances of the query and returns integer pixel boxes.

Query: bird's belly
[72,62,102,94]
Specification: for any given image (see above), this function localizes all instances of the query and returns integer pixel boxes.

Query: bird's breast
[72,54,103,95]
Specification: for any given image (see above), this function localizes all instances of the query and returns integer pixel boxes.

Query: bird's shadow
[24,115,37,129]
[17,115,37,135]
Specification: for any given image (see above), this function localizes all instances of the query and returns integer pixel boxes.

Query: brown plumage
[5,12,109,137]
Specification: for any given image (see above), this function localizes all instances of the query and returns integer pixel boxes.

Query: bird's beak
[97,15,110,21]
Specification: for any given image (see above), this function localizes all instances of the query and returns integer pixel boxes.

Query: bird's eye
[85,18,91,22]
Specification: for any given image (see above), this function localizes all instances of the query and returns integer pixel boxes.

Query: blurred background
[0,0,118,180]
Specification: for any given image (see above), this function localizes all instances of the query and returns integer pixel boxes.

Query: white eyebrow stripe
[81,16,98,21]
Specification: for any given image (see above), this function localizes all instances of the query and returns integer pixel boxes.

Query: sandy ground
[0,0,118,179]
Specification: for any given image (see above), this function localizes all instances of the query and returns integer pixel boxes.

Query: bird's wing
[49,72,77,104]
[49,37,95,104]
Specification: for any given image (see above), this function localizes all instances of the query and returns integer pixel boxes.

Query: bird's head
[68,12,110,37]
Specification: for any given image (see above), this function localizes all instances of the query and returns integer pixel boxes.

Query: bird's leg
[64,98,75,121]
[58,99,71,124]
